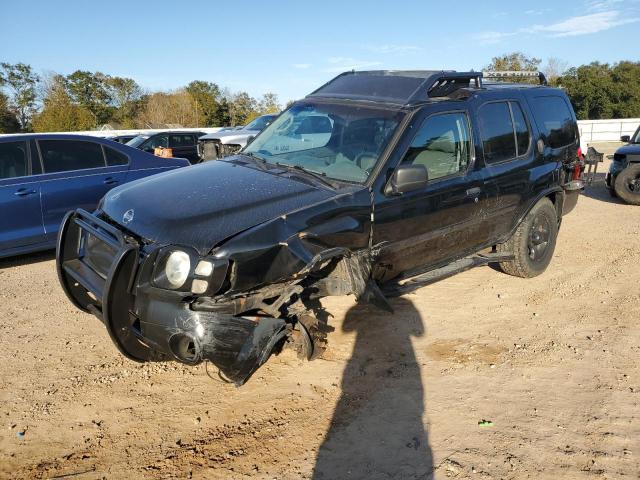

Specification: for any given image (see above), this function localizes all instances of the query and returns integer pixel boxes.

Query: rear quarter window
[39,140,105,173]
[104,146,129,166]
[530,96,576,148]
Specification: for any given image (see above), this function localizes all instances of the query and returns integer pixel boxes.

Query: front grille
[82,232,118,279]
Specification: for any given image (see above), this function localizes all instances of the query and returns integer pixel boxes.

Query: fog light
[195,260,213,276]
[191,279,209,294]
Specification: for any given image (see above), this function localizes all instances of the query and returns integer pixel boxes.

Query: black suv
[57,70,584,385]
[606,125,640,204]
[126,131,206,164]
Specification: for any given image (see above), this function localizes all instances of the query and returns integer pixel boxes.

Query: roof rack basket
[482,70,548,86]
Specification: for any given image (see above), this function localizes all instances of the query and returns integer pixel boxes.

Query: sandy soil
[1,157,639,479]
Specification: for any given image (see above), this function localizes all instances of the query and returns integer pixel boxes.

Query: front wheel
[614,164,640,205]
[497,197,558,278]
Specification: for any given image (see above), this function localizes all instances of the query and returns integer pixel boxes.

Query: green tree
[0,62,40,130]
[32,75,94,132]
[229,91,258,126]
[64,70,114,126]
[185,80,221,127]
[107,76,143,128]
[258,92,281,114]
[610,61,640,118]
[485,52,542,72]
[0,91,20,133]
[556,63,616,119]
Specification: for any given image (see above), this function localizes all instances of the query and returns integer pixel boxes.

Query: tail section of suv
[57,70,583,385]
[197,114,277,161]
[126,131,206,164]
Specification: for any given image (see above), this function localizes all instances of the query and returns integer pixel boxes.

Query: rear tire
[497,197,558,278]
[614,164,640,205]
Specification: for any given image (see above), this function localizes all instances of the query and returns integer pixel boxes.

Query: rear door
[38,139,128,243]
[0,139,45,252]
[473,97,536,241]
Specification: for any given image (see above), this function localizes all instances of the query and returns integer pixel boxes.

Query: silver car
[197,114,277,161]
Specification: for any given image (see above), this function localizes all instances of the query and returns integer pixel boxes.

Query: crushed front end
[56,209,291,385]
[56,207,377,385]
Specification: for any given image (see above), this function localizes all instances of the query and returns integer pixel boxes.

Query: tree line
[0,63,282,133]
[2,54,640,133]
[486,53,640,121]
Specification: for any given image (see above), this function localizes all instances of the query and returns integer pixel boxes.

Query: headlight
[151,247,229,294]
[165,251,191,288]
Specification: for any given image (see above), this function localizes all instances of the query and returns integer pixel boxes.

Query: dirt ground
[1,153,639,479]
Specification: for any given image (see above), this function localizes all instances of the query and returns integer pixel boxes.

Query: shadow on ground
[313,298,433,479]
[0,249,55,269]
[582,172,624,204]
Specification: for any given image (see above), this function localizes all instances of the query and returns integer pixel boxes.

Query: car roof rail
[482,70,548,86]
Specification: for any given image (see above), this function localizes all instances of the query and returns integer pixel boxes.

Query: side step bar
[382,252,514,297]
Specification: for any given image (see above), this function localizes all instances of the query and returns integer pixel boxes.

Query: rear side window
[104,146,129,166]
[168,135,183,148]
[401,112,472,181]
[145,135,168,149]
[39,140,105,173]
[0,141,28,179]
[478,101,531,163]
[530,96,576,148]
[479,102,516,163]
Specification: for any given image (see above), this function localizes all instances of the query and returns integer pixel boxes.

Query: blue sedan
[0,134,189,258]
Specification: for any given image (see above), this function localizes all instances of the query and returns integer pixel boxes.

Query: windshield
[243,103,403,183]
[126,135,150,148]
[632,126,640,143]
[245,115,275,131]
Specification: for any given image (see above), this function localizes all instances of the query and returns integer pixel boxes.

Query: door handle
[103,177,118,185]
[466,187,481,197]
[14,188,37,197]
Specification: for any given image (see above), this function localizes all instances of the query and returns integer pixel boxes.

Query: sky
[1,0,639,103]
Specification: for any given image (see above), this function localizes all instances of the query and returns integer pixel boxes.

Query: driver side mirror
[385,164,428,196]
[621,135,631,143]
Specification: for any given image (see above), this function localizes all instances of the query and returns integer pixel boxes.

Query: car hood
[199,129,258,142]
[616,144,640,155]
[101,160,335,254]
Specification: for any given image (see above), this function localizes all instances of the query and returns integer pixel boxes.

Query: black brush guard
[56,209,288,385]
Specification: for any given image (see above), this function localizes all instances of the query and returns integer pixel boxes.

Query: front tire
[614,164,640,205]
[497,197,558,278]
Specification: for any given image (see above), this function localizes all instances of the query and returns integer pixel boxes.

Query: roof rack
[425,71,483,98]
[482,70,548,86]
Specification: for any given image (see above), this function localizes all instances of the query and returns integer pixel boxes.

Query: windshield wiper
[275,162,336,189]
[240,152,269,170]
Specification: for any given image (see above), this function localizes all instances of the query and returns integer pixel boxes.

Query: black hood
[101,160,335,254]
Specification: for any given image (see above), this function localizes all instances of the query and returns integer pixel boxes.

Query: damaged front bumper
[56,209,289,385]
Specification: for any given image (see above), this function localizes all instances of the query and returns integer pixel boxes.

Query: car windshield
[126,135,150,148]
[632,127,640,143]
[243,102,403,183]
[245,115,275,131]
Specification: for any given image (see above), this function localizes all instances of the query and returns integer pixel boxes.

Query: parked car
[197,114,277,161]
[57,70,583,385]
[126,131,206,164]
[0,134,189,258]
[106,134,137,144]
[606,126,640,204]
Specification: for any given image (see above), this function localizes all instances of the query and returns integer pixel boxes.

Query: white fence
[577,118,640,143]
[0,127,223,138]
